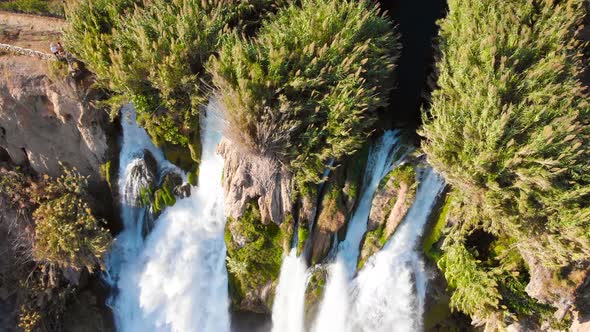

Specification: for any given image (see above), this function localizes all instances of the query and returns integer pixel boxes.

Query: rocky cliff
[0,55,111,184]
[0,52,116,331]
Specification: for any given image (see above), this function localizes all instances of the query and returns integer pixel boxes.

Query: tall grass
[210,0,399,188]
[64,0,281,149]
[422,0,590,328]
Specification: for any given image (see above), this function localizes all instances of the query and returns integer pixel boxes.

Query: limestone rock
[0,56,110,184]
[218,138,293,224]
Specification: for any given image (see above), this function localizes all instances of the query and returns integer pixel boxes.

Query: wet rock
[218,138,293,224]
[174,183,191,198]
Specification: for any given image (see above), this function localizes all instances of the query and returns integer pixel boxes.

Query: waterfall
[311,131,404,332]
[337,130,404,275]
[105,104,172,285]
[350,169,444,332]
[313,167,444,332]
[107,102,230,332]
[311,258,350,332]
[271,249,309,332]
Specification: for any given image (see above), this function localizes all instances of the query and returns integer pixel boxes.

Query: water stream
[108,105,443,332]
[271,249,309,332]
[350,169,444,332]
[337,130,405,275]
[107,102,230,332]
[313,168,444,332]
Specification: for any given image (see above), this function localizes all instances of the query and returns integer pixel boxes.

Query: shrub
[422,0,590,268]
[422,0,590,327]
[32,166,112,272]
[437,240,501,321]
[210,0,399,188]
[64,0,283,160]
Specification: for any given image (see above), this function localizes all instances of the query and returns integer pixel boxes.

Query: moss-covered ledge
[357,162,418,270]
[224,201,291,313]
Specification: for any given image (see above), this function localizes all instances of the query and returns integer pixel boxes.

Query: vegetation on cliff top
[64,0,283,173]
[0,0,64,17]
[422,0,590,328]
[33,166,112,272]
[211,0,399,188]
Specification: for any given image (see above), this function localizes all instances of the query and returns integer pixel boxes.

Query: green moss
[187,171,198,186]
[162,143,198,174]
[343,144,370,201]
[422,194,452,261]
[304,267,328,311]
[357,225,386,270]
[225,201,285,309]
[423,297,452,331]
[137,174,178,213]
[379,163,416,190]
[99,161,113,189]
[297,225,309,256]
[153,186,176,213]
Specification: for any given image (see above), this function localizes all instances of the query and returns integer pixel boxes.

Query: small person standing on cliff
[50,43,59,57]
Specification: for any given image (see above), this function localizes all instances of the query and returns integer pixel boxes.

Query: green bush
[422,0,590,266]
[64,0,282,159]
[422,0,590,327]
[32,166,112,272]
[437,240,501,321]
[211,0,399,188]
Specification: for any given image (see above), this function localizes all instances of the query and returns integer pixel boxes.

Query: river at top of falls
[107,102,230,332]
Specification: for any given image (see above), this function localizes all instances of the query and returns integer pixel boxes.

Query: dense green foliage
[0,0,64,17]
[422,0,590,327]
[225,201,285,307]
[211,0,398,188]
[64,0,283,171]
[33,167,112,272]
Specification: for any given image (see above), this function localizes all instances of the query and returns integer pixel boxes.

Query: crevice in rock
[377,0,448,130]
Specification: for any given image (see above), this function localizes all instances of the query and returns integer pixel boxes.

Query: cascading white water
[349,169,444,332]
[311,258,350,332]
[312,131,405,332]
[105,104,172,285]
[337,130,404,275]
[271,249,309,332]
[108,102,230,332]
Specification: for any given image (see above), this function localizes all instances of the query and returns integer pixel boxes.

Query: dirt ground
[0,10,64,53]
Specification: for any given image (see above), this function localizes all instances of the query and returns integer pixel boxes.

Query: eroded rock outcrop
[358,162,418,268]
[218,138,294,225]
[0,56,110,184]
[520,249,590,331]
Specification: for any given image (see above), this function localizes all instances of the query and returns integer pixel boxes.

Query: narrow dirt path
[0,10,65,54]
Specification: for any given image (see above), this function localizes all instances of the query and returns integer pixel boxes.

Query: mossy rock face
[159,114,202,176]
[422,192,453,262]
[304,266,328,322]
[310,147,370,264]
[224,201,286,313]
[162,143,198,175]
[357,162,418,270]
